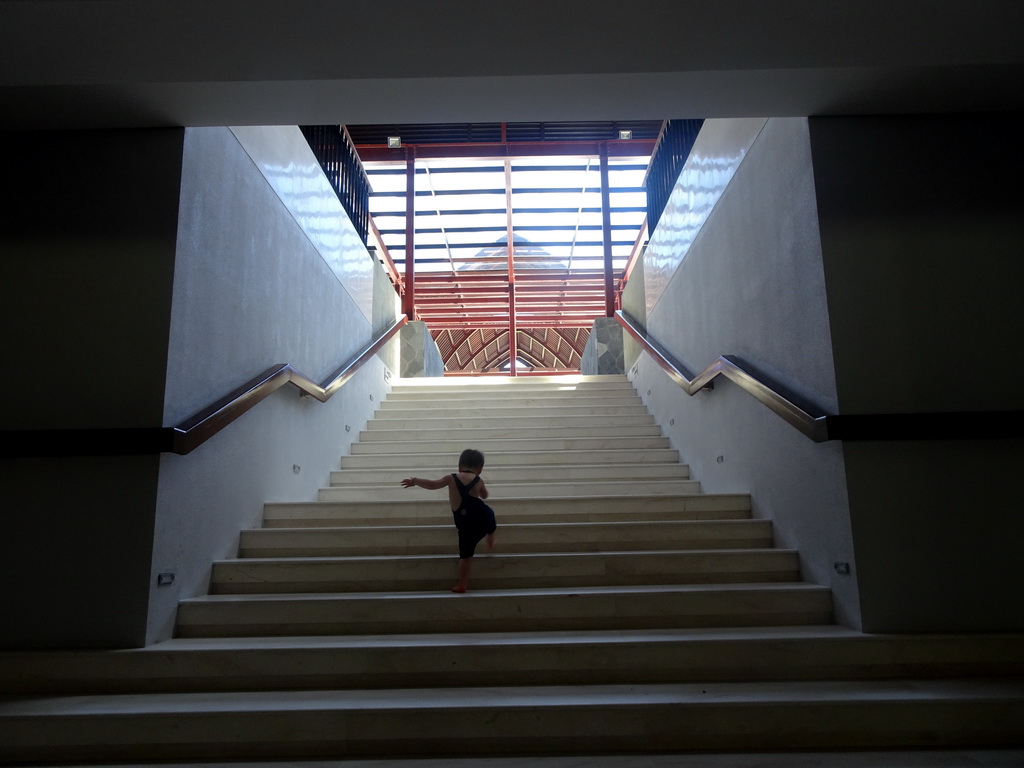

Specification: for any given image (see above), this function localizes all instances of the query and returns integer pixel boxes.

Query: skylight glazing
[364,155,651,275]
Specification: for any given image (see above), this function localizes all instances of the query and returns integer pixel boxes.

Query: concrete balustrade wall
[631,114,1024,633]
[0,126,398,648]
[628,118,860,628]
[148,127,397,644]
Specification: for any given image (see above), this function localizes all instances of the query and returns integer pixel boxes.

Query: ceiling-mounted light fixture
[387,136,402,148]
[618,130,633,140]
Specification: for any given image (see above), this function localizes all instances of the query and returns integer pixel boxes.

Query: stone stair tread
[360,423,661,433]
[332,462,689,475]
[349,439,671,455]
[6,628,1022,697]
[5,679,1022,718]
[217,547,797,564]
[145,624,868,649]
[211,549,801,591]
[184,581,829,602]
[266,494,744,504]
[275,492,737,507]
[366,415,657,429]
[339,452,682,470]
[375,405,645,416]
[391,378,629,389]
[379,397,643,408]
[259,500,753,527]
[326,479,696,490]
[317,481,703,500]
[248,518,766,533]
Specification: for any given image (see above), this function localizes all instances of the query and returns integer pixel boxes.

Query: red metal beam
[402,146,416,319]
[600,143,615,317]
[415,270,611,282]
[619,215,649,308]
[356,139,656,163]
[504,149,517,376]
[368,216,403,293]
[424,317,598,327]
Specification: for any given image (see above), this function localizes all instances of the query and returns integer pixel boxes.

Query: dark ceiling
[2,1,1021,130]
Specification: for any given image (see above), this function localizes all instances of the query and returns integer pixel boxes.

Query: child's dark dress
[451,473,497,559]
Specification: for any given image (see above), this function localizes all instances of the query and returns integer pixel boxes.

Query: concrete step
[371,403,651,419]
[389,378,630,391]
[379,393,643,409]
[339,447,680,468]
[390,377,632,393]
[211,549,801,593]
[6,678,1021,763]
[358,423,664,441]
[6,627,1023,695]
[174,582,833,638]
[318,479,702,502]
[391,374,628,390]
[365,413,657,430]
[386,383,638,396]
[348,435,671,455]
[260,493,753,527]
[241,519,773,557]
[329,463,691,485]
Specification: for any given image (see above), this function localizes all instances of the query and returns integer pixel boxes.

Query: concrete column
[582,317,625,375]
[400,321,444,377]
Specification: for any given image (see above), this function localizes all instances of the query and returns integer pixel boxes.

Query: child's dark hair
[459,448,485,472]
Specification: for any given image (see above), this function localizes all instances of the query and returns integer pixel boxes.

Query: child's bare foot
[451,584,467,593]
[486,533,496,551]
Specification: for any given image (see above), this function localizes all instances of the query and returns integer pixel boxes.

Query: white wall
[147,127,397,643]
[630,118,860,628]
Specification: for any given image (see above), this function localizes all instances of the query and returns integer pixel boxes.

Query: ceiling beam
[356,139,656,163]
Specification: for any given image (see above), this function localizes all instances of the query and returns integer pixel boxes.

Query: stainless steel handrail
[615,310,829,441]
[1,317,407,457]
[170,316,407,454]
[616,310,1024,441]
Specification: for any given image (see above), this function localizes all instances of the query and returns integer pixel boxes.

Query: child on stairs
[401,448,497,593]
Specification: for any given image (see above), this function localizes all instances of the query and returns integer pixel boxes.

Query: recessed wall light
[618,130,632,140]
[387,136,402,148]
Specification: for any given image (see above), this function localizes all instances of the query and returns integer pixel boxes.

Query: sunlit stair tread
[350,437,670,456]
[330,462,691,484]
[388,381,634,394]
[340,448,680,469]
[358,424,664,441]
[365,413,657,430]
[317,479,702,501]
[371,404,650,419]
[390,374,628,388]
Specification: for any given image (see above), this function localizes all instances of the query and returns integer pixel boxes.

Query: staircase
[2,375,1022,764]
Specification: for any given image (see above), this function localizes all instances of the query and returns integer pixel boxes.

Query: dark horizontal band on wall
[1,428,177,458]
[825,411,1024,441]
[4,410,1023,458]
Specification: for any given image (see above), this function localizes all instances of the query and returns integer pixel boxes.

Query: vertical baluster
[300,125,372,246]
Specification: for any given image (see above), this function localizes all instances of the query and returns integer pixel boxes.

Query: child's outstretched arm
[401,476,449,490]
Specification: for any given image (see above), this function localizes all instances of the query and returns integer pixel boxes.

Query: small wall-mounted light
[387,136,402,148]
[618,130,633,140]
